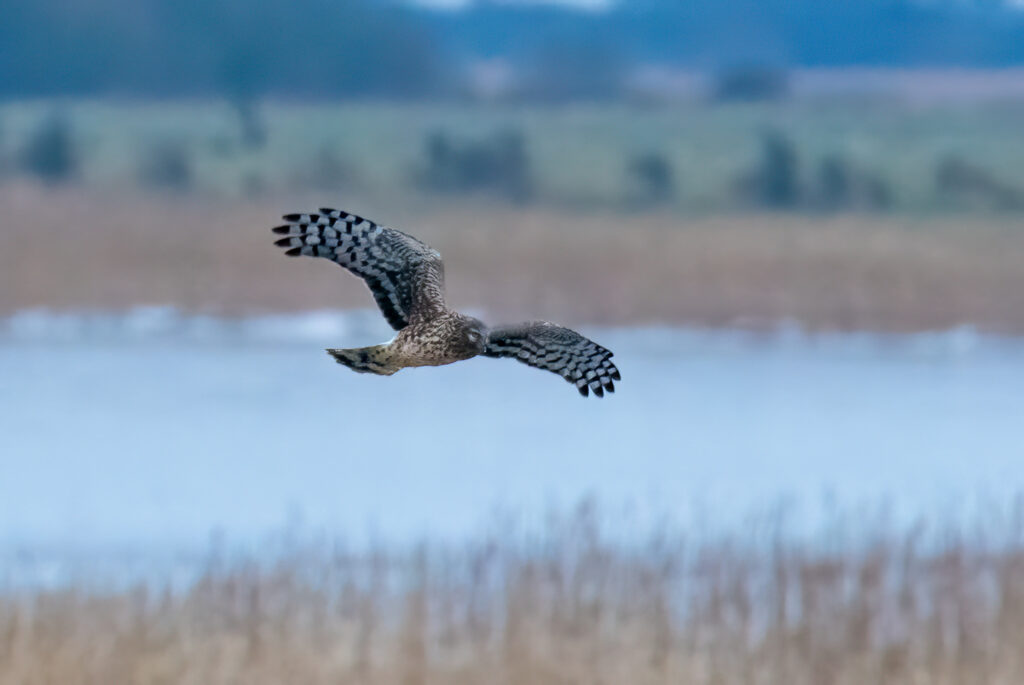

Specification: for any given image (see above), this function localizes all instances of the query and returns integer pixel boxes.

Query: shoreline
[4,306,1023,349]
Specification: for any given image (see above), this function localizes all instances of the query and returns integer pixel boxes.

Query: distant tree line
[0,0,451,99]
[434,0,1024,69]
[2,0,1024,100]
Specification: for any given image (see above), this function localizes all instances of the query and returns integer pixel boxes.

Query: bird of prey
[273,208,620,397]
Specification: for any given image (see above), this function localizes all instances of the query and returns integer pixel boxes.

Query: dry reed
[3,503,1024,685]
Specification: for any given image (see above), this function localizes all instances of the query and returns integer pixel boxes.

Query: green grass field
[3,99,1024,211]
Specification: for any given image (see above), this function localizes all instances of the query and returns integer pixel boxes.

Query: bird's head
[459,316,488,356]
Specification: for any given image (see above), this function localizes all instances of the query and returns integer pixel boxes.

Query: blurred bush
[713,65,790,103]
[733,130,800,209]
[626,152,675,207]
[18,114,78,184]
[138,141,193,192]
[416,128,531,202]
[935,155,1024,211]
[758,131,800,208]
[734,135,895,212]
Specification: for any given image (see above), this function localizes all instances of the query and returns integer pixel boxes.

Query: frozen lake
[2,309,1023,552]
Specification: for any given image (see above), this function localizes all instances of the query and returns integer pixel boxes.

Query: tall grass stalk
[3,503,1024,684]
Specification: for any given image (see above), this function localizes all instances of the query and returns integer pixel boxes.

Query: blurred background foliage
[3,0,1024,326]
[2,0,1024,214]
[0,1,1021,211]
[4,0,1024,100]
[3,99,1024,215]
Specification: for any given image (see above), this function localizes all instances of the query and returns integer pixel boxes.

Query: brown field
[3,504,1024,685]
[2,183,1024,332]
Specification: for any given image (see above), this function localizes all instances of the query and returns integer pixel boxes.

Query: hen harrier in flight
[273,208,620,397]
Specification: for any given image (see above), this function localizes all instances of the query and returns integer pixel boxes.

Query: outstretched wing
[483,322,620,397]
[273,208,445,330]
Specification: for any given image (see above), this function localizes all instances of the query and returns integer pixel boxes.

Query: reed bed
[3,503,1024,685]
[3,184,1024,333]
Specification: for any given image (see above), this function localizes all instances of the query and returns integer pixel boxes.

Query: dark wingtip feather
[284,247,303,257]
[592,385,605,398]
[605,381,615,393]
[611,370,621,381]
[319,207,338,215]
[274,237,296,247]
[282,213,302,222]
[272,225,292,234]
[578,384,589,397]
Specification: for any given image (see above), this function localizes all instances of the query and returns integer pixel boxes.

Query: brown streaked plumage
[273,208,620,397]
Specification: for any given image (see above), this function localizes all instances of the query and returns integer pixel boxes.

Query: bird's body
[327,311,485,375]
[274,208,619,397]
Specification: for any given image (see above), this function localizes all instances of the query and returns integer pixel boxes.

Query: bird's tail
[326,345,398,375]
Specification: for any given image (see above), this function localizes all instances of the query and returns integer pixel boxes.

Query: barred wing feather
[483,322,620,397]
[273,208,445,330]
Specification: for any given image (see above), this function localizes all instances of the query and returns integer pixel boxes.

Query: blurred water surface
[1,310,1022,553]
